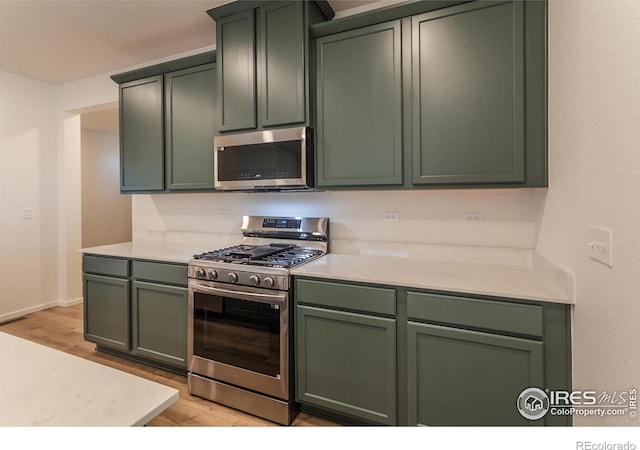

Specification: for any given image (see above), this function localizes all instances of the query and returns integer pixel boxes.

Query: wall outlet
[464,212,483,223]
[218,209,230,217]
[382,212,400,223]
[175,209,184,216]
[588,226,613,267]
[21,208,32,220]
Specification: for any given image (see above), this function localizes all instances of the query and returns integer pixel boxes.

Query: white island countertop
[291,254,572,305]
[0,332,178,426]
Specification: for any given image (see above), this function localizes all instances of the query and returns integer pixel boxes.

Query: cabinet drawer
[132,260,188,286]
[83,255,129,278]
[296,278,396,316]
[406,292,543,338]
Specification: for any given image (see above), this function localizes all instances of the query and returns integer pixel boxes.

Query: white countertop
[80,241,214,264]
[291,254,572,304]
[0,332,179,426]
[81,241,572,304]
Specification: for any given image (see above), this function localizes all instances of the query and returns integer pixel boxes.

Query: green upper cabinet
[216,10,256,132]
[120,76,165,192]
[311,0,548,189]
[208,1,333,133]
[315,21,403,187]
[165,63,217,190]
[412,1,525,185]
[112,51,217,193]
[258,2,306,127]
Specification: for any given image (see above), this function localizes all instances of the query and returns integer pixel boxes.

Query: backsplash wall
[132,188,547,262]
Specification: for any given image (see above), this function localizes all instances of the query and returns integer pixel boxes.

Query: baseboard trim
[57,297,83,307]
[0,297,83,324]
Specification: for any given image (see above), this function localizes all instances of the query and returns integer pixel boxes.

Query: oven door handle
[188,281,287,304]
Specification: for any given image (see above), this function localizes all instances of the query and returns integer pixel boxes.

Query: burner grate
[193,244,323,268]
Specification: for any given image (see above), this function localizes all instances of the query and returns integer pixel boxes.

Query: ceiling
[0,0,379,86]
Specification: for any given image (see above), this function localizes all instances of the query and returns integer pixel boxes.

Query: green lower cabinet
[83,274,130,351]
[294,276,571,426]
[131,281,188,369]
[83,255,188,373]
[407,322,543,426]
[296,305,397,425]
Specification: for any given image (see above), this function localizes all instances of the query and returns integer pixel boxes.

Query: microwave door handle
[188,282,286,305]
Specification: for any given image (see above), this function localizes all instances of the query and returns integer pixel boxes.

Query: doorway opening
[79,102,131,248]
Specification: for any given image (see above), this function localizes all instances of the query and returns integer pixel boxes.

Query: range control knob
[207,270,218,280]
[195,268,206,278]
[263,276,275,288]
[228,272,239,283]
[249,275,261,286]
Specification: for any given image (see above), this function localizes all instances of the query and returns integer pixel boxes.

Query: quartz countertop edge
[0,331,178,426]
[290,254,573,305]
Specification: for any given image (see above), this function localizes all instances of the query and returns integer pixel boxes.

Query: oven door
[187,280,289,400]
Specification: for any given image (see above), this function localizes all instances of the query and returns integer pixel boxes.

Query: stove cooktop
[192,244,324,269]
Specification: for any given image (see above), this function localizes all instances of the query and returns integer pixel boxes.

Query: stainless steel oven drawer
[188,373,291,425]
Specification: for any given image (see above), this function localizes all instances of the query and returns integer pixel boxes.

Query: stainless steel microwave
[213,126,313,191]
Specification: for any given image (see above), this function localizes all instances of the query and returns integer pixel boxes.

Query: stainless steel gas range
[187,216,329,425]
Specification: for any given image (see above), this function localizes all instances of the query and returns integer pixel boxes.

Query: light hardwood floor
[0,303,338,427]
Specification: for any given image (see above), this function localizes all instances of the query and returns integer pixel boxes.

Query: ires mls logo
[517,388,550,420]
[517,388,638,420]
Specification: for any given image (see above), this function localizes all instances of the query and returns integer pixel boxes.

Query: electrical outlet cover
[588,226,613,267]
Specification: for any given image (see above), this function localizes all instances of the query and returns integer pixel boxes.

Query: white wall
[0,44,215,321]
[0,70,59,322]
[133,188,546,257]
[538,1,640,425]
[55,45,214,308]
[81,129,131,248]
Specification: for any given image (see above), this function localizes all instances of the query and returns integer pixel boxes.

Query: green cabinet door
[165,63,217,190]
[315,21,403,186]
[217,9,256,132]
[83,274,130,351]
[131,281,188,369]
[296,305,397,425]
[407,322,543,426]
[258,1,305,127]
[119,76,164,191]
[412,1,525,185]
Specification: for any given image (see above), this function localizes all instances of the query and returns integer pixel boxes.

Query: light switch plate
[588,226,613,267]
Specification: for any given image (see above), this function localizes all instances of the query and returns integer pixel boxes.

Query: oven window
[193,292,281,377]
[217,140,302,181]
